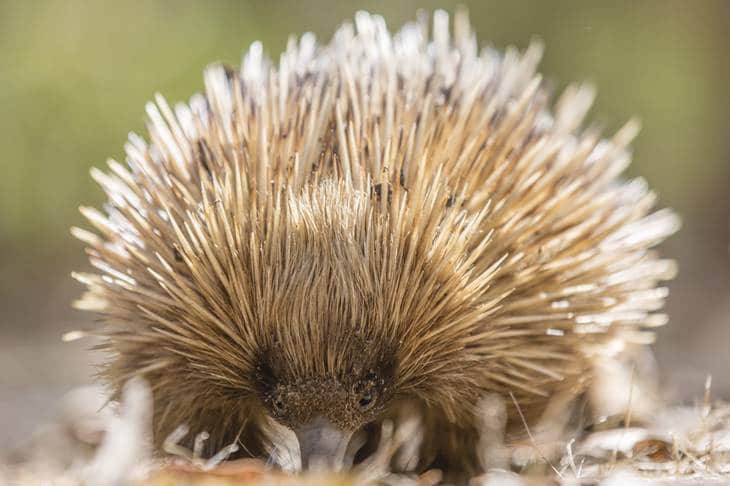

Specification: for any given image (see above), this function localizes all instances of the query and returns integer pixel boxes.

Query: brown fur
[73,10,678,473]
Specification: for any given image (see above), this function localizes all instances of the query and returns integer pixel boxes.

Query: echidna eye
[270,393,286,414]
[358,390,376,411]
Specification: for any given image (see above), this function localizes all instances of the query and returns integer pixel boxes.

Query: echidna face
[262,372,387,429]
[255,336,396,467]
[258,363,392,429]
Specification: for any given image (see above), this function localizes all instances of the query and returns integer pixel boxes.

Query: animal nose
[294,416,354,471]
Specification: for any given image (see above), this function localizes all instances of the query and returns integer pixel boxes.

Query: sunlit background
[1,0,728,448]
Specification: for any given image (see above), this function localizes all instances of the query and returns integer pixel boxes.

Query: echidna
[73,10,679,475]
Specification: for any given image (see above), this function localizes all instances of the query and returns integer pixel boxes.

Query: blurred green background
[1,0,728,444]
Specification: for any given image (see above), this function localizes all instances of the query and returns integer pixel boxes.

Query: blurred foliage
[0,0,727,259]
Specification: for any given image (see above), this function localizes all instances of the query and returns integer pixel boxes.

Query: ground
[3,379,730,485]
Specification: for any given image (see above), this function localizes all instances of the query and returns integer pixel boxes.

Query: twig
[610,364,635,468]
[509,391,563,479]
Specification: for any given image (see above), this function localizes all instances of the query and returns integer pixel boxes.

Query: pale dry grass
[4,379,730,485]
